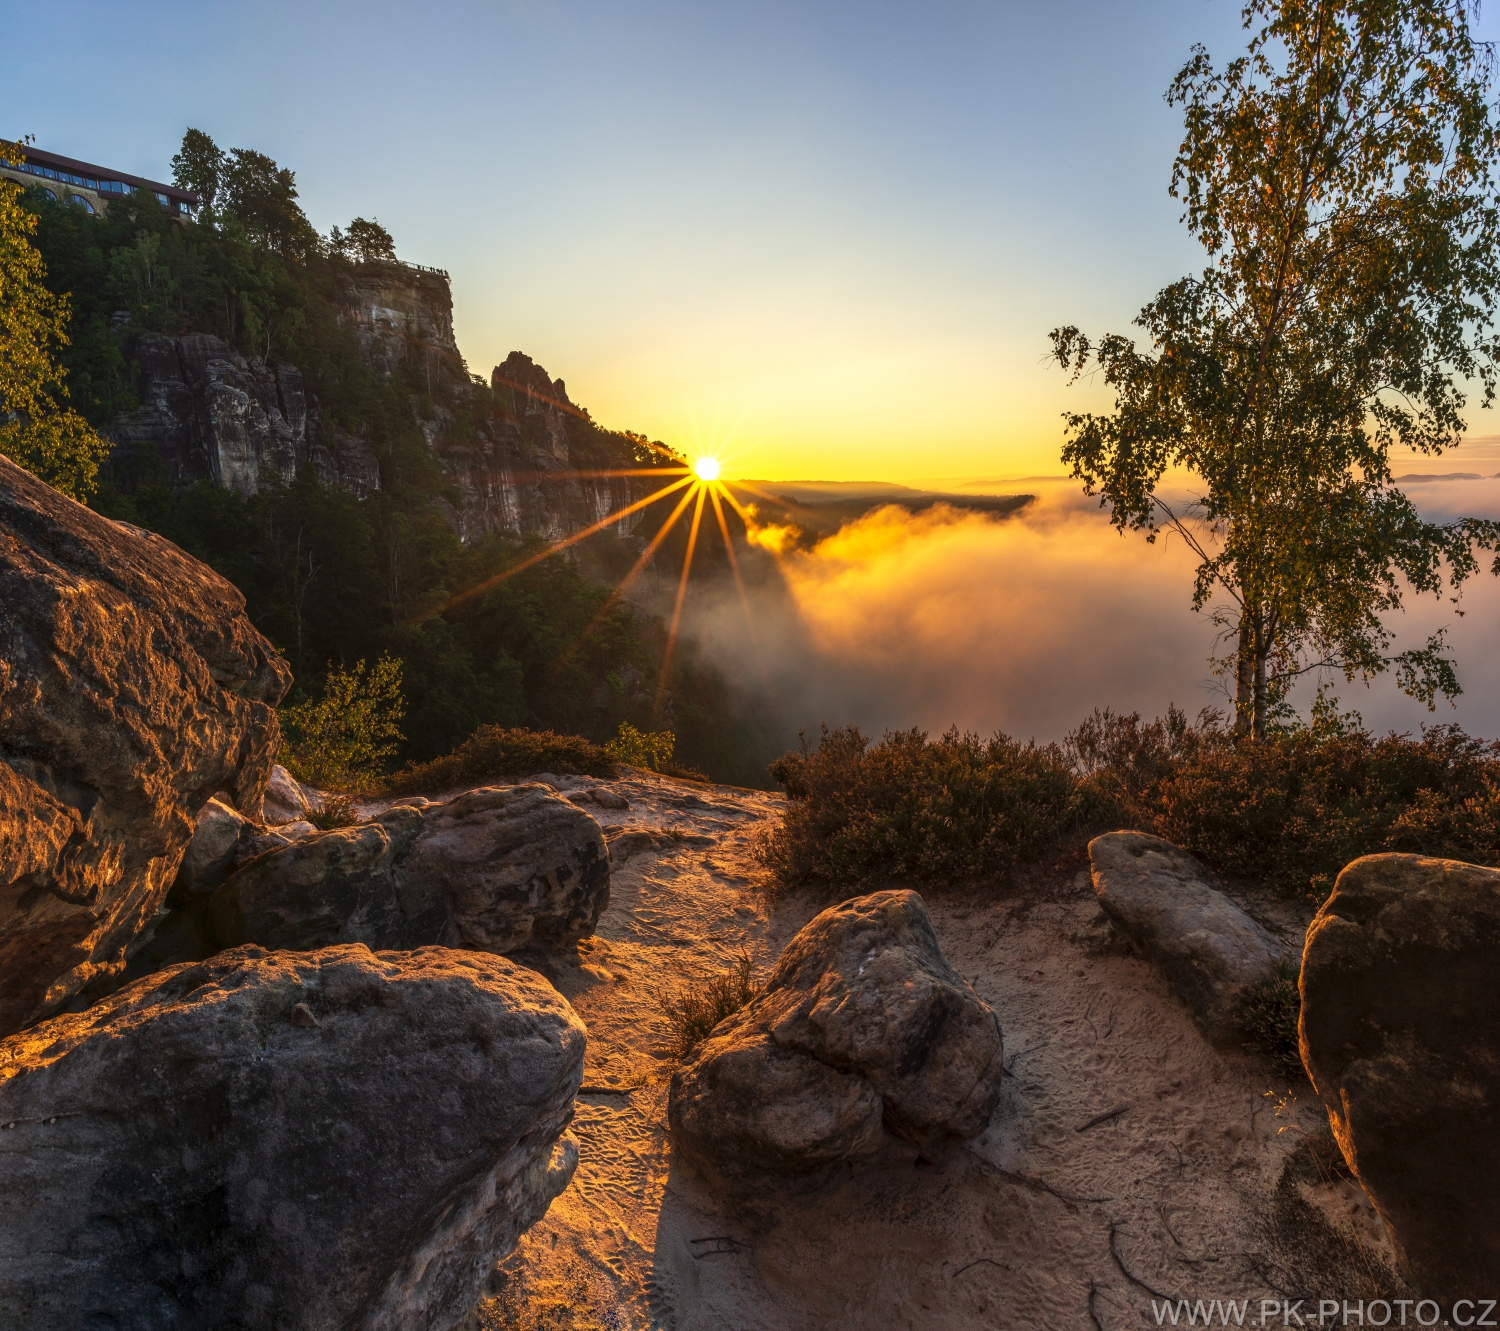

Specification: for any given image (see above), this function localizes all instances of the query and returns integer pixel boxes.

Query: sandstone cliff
[109,259,663,545]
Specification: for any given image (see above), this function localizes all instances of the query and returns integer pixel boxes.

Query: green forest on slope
[20,133,779,786]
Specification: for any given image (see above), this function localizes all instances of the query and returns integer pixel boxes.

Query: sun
[693,456,721,482]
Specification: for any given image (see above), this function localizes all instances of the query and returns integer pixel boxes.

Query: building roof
[8,144,200,206]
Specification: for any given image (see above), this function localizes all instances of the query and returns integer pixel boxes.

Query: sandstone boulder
[0,455,290,1035]
[173,796,257,896]
[209,784,609,955]
[1300,853,1500,1307]
[669,890,1003,1182]
[262,763,317,824]
[1088,831,1286,1042]
[0,942,583,1331]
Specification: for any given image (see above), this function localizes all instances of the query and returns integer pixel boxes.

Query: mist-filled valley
[661,474,1500,763]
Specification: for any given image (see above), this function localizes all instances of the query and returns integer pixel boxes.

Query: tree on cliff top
[170,129,319,260]
[0,139,112,500]
[331,217,397,264]
[1051,0,1500,739]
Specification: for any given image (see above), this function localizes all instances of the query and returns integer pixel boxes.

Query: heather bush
[759,724,1099,894]
[1149,725,1500,900]
[761,707,1500,902]
[387,724,615,794]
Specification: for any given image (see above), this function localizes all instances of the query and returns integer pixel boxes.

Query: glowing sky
[10,1,1500,482]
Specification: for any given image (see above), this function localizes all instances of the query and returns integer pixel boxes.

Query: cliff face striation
[109,259,664,545]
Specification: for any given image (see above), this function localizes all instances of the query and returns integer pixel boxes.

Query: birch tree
[1052,0,1500,738]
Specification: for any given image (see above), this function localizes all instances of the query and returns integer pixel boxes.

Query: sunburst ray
[429,474,693,618]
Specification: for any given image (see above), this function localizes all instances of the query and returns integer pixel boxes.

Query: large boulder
[1088,831,1286,1042]
[209,784,610,955]
[1300,853,1500,1308]
[669,890,1003,1183]
[0,942,583,1331]
[0,455,290,1035]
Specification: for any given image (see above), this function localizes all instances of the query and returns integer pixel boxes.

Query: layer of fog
[677,479,1500,747]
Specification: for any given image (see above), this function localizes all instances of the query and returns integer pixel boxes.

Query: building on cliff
[1,144,198,219]
[110,259,659,545]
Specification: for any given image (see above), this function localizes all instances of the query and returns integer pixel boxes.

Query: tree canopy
[1052,0,1500,738]
[0,139,111,499]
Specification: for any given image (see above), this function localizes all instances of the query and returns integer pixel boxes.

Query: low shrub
[1239,956,1303,1074]
[759,707,1500,902]
[658,950,760,1061]
[1147,724,1500,900]
[279,655,406,793]
[606,721,676,770]
[387,725,616,794]
[758,724,1104,894]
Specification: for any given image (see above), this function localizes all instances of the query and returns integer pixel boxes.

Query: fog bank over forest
[677,476,1500,749]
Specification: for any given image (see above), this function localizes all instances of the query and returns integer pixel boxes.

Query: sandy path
[473,772,1370,1331]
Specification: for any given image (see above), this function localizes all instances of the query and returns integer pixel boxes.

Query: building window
[70,194,94,214]
[42,189,56,201]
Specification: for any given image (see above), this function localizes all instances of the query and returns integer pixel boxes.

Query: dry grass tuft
[658,950,760,1061]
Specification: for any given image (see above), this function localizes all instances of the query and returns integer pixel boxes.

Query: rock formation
[668,889,1003,1184]
[1299,853,1500,1308]
[1088,831,1286,1042]
[0,942,583,1331]
[208,784,609,955]
[0,455,290,1035]
[113,333,381,497]
[107,260,669,544]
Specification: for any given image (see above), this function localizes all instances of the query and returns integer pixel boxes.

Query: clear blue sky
[10,1,1500,480]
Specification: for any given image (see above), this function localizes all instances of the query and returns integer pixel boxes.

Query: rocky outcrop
[0,942,583,1331]
[669,890,1003,1184]
[1300,853,1500,1308]
[0,455,291,1035]
[209,784,609,955]
[113,332,380,498]
[1088,831,1286,1042]
[435,351,662,543]
[337,259,459,381]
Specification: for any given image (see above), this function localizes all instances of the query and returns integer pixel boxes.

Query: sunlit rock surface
[1088,830,1286,1042]
[0,943,583,1331]
[0,454,290,1035]
[107,259,665,543]
[669,889,1004,1184]
[1300,852,1500,1308]
[208,784,610,955]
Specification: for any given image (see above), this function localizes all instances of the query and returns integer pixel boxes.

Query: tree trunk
[1234,617,1256,737]
[1253,649,1268,741]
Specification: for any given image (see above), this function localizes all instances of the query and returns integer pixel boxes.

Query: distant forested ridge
[19,130,779,785]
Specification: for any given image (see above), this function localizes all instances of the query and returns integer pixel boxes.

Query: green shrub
[279,655,406,793]
[1240,956,1303,1074]
[387,724,615,794]
[606,721,676,770]
[1147,725,1500,900]
[760,707,1500,903]
[759,724,1101,894]
[658,950,760,1061]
